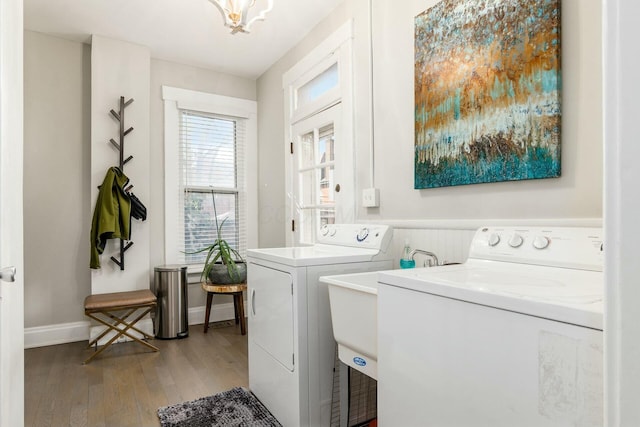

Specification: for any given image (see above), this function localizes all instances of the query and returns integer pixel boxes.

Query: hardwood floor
[25,322,248,427]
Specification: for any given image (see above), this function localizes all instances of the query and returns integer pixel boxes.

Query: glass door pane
[299,131,315,169]
[318,124,335,162]
[299,170,317,206]
[298,209,316,245]
[319,165,334,205]
[319,208,335,227]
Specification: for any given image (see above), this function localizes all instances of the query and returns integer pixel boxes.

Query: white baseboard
[24,300,246,349]
[24,321,91,349]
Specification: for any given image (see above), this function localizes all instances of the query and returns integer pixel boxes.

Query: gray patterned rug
[157,387,281,427]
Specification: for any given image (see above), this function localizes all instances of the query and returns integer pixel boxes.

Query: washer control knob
[488,233,501,247]
[320,225,329,236]
[533,235,550,250]
[329,227,337,236]
[356,227,369,242]
[508,234,524,248]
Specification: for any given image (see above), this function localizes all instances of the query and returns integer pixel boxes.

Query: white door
[291,104,353,245]
[0,0,25,426]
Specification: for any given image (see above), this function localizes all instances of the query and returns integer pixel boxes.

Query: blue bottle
[399,239,415,269]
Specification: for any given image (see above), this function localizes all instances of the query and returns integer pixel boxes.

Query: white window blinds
[178,109,247,264]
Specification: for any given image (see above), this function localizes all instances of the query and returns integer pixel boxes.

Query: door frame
[0,0,25,425]
[603,0,640,424]
[283,21,354,246]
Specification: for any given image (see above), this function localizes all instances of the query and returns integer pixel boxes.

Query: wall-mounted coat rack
[110,96,134,270]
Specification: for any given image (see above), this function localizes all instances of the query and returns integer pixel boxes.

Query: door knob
[0,266,16,282]
[335,184,341,192]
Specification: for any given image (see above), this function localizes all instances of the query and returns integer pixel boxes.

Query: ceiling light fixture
[208,0,274,34]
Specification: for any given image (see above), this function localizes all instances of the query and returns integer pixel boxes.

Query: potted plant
[188,190,246,284]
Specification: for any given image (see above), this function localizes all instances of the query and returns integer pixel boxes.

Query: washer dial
[488,233,501,247]
[356,227,369,242]
[508,234,524,248]
[533,235,550,250]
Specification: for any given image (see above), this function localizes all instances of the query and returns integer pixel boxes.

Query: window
[295,63,339,115]
[180,110,245,263]
[163,86,257,271]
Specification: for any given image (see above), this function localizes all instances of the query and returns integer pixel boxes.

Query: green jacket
[90,167,131,269]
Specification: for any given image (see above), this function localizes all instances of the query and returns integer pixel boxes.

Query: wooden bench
[84,289,159,364]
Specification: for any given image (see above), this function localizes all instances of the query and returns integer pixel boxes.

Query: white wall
[23,31,91,327]
[23,32,257,339]
[257,0,603,249]
[90,35,151,295]
[368,0,602,222]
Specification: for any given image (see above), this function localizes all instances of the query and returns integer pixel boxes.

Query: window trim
[162,86,258,273]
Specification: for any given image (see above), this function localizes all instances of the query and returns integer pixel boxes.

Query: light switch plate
[362,188,380,207]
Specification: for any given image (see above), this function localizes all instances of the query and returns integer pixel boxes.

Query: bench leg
[88,310,155,347]
[87,308,137,349]
[84,307,158,364]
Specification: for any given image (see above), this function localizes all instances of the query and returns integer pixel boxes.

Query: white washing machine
[247,224,393,427]
[377,226,604,427]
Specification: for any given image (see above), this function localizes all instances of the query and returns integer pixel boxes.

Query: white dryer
[247,224,393,427]
[377,226,604,427]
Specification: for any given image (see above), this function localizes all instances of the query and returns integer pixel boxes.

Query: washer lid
[247,244,382,267]
[378,259,604,330]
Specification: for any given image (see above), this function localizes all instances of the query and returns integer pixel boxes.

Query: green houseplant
[188,190,246,284]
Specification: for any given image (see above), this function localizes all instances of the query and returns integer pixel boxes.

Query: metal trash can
[153,265,189,339]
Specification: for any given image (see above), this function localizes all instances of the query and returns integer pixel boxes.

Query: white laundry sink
[321,271,379,380]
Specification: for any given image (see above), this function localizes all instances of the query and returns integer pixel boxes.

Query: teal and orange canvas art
[414,0,561,188]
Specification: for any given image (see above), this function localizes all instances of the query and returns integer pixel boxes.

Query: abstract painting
[414,0,561,189]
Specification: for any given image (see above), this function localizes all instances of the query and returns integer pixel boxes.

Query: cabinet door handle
[251,289,256,316]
